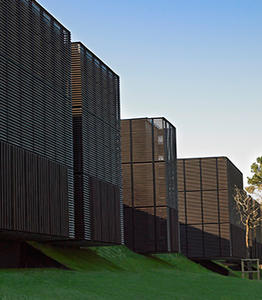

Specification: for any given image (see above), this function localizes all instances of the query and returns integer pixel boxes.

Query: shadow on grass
[146,254,175,268]
[29,242,123,272]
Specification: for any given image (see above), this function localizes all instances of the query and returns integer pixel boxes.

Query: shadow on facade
[124,204,179,254]
[180,222,262,259]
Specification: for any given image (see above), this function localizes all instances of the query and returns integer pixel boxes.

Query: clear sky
[39,0,262,185]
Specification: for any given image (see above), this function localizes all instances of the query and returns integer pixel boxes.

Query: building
[177,157,246,258]
[0,0,74,240]
[121,117,179,253]
[71,42,123,245]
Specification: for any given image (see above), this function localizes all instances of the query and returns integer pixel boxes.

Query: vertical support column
[216,158,222,256]
[183,159,188,257]
[129,119,135,250]
[151,119,157,252]
[257,259,260,280]
[241,259,245,279]
[199,159,205,257]
[226,159,233,257]
[164,120,171,252]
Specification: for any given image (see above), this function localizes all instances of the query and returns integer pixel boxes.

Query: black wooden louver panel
[71,42,123,244]
[121,118,179,253]
[177,157,246,258]
[0,0,74,239]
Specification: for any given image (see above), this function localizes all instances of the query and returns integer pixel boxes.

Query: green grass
[0,243,261,300]
[212,260,242,278]
[30,242,179,272]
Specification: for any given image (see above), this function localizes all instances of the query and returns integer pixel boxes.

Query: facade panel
[0,0,74,239]
[0,140,69,238]
[71,42,122,245]
[121,117,179,253]
[178,157,245,258]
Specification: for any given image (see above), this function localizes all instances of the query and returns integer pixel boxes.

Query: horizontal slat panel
[72,42,122,243]
[177,157,243,258]
[0,0,74,238]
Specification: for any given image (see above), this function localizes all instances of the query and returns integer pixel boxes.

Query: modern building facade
[71,42,123,245]
[121,117,179,253]
[177,157,245,258]
[0,0,74,239]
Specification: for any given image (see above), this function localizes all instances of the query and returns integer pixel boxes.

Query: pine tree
[247,157,262,194]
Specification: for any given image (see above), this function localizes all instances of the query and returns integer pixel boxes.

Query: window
[21,0,29,6]
[54,22,61,33]
[94,58,100,66]
[43,12,51,24]
[158,135,163,144]
[86,51,92,61]
[32,2,40,15]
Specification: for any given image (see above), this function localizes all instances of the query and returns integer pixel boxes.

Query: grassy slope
[0,244,261,300]
[212,260,242,278]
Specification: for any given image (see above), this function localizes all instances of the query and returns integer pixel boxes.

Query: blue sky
[39,0,262,184]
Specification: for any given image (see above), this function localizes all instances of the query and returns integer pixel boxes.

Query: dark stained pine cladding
[0,0,74,238]
[71,42,123,244]
[121,117,179,253]
[0,140,69,239]
[177,157,246,258]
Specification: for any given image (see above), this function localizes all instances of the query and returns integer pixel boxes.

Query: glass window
[43,12,51,24]
[158,135,163,144]
[54,22,61,33]
[32,2,40,15]
[86,51,93,61]
[21,0,29,6]
[94,58,100,66]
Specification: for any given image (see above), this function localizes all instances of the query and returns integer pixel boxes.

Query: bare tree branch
[234,186,262,251]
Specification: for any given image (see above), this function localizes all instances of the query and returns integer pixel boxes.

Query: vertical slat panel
[0,140,69,238]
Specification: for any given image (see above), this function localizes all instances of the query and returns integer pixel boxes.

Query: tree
[247,156,262,196]
[234,187,262,258]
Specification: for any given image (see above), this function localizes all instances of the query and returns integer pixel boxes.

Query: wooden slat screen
[71,43,82,116]
[71,42,123,244]
[0,0,74,238]
[0,140,69,238]
[121,118,179,253]
[178,157,244,258]
[90,177,121,244]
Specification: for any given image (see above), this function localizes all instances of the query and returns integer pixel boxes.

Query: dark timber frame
[0,0,74,239]
[71,42,123,245]
[178,157,246,259]
[121,117,179,253]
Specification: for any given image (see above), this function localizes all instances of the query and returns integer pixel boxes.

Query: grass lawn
[0,244,261,300]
